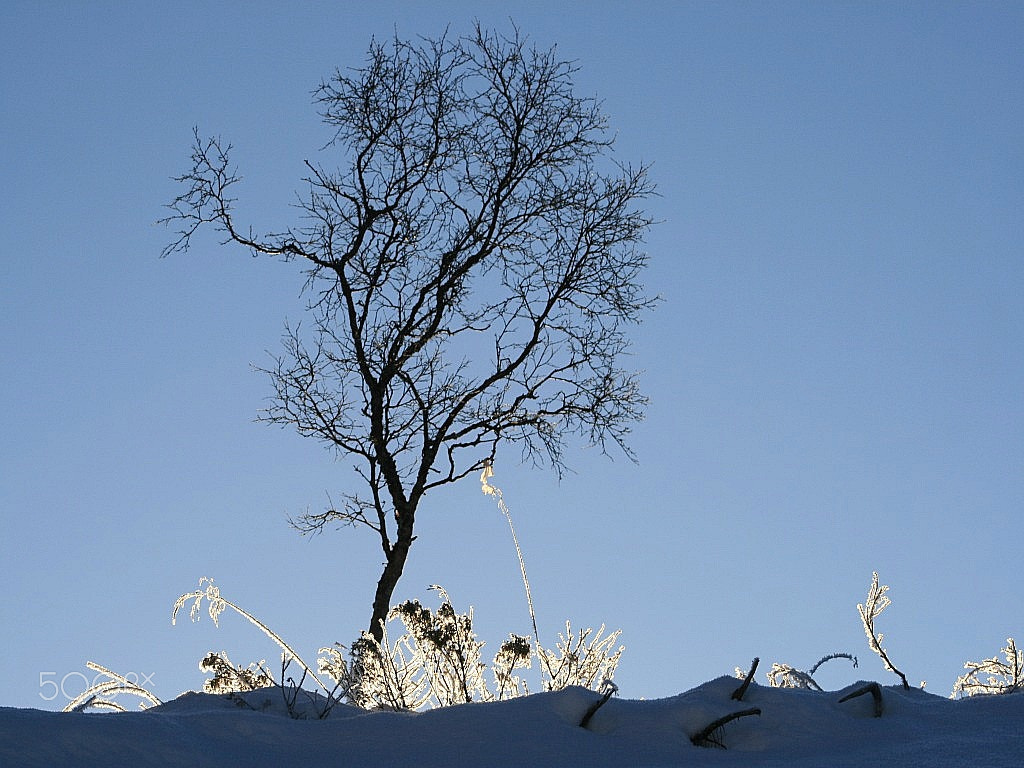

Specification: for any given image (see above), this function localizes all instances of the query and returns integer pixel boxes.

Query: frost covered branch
[857,572,910,689]
[62,662,162,713]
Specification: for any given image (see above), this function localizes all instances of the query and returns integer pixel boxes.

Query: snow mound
[1,677,1022,767]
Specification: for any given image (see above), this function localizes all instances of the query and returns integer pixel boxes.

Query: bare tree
[161,24,655,642]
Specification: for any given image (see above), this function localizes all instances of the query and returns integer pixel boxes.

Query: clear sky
[2,1,1021,710]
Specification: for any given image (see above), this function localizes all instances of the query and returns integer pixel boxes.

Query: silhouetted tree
[162,23,655,641]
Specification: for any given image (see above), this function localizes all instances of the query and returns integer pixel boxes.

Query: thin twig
[838,682,884,718]
[731,657,759,701]
[579,681,618,729]
[690,708,762,749]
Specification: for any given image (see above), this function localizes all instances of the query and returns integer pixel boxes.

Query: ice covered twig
[857,572,910,690]
[63,662,162,712]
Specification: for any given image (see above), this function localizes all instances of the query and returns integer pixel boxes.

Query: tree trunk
[367,510,415,643]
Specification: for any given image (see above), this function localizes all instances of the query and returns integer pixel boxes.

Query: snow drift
[2,676,1023,767]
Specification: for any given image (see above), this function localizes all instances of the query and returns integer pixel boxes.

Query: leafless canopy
[162,24,655,638]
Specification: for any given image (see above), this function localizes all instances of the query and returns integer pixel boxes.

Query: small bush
[952,638,1023,698]
[199,652,274,695]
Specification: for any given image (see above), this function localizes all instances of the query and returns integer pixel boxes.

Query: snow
[2,677,1022,767]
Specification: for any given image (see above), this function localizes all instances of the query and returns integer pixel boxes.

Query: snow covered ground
[2,676,1022,767]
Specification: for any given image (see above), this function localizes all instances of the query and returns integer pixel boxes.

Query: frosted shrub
[199,652,274,694]
[538,623,623,692]
[323,586,492,710]
[764,653,858,690]
[492,633,533,700]
[952,638,1023,698]
[321,625,430,710]
[389,586,490,705]
[766,663,820,690]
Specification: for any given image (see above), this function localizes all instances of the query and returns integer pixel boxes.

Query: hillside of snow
[2,677,1022,767]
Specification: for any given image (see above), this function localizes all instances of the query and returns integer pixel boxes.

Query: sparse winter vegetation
[173,577,620,712]
[173,577,332,695]
[952,638,1023,698]
[42,566,1024,767]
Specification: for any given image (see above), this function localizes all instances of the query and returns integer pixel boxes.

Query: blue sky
[2,1,1021,709]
